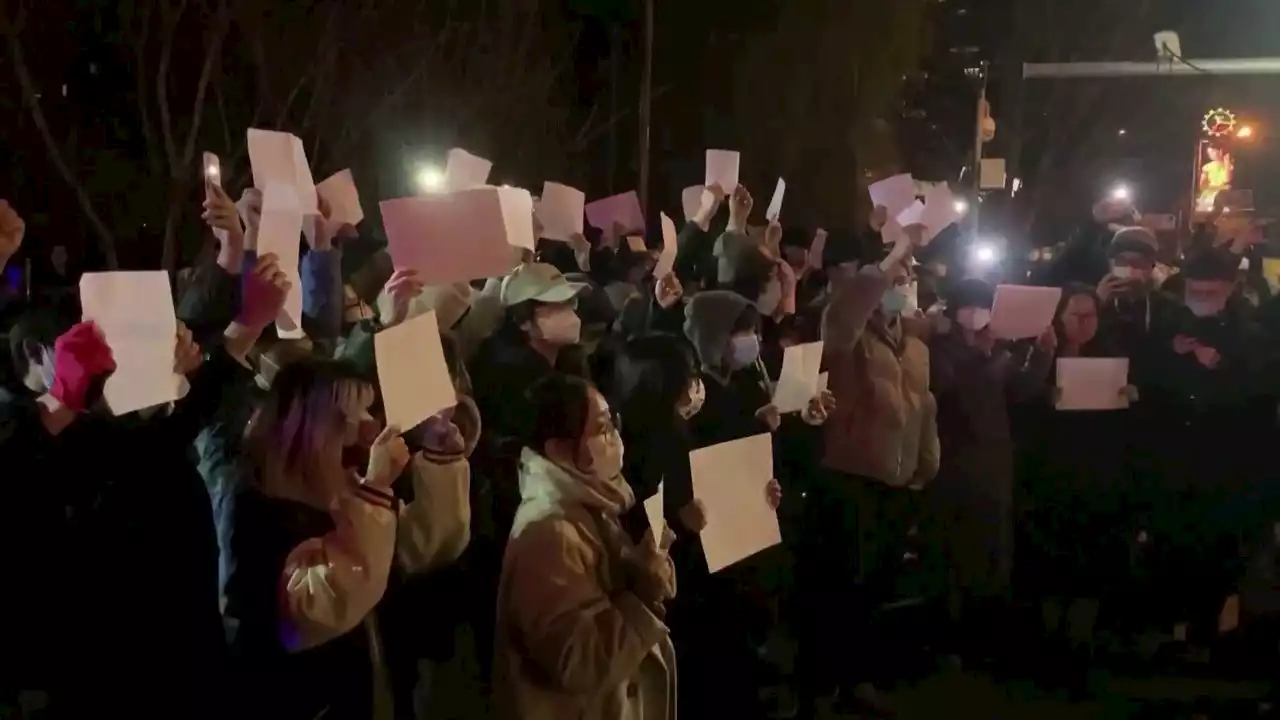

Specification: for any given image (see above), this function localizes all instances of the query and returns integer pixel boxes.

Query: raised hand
[50,321,116,413]
[381,268,426,328]
[238,253,291,331]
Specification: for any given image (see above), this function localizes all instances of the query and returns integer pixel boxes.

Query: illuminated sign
[1202,108,1237,138]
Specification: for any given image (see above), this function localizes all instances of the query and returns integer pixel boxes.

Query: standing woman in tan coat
[494,374,677,720]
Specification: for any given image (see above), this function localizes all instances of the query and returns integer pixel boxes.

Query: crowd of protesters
[0,163,1278,720]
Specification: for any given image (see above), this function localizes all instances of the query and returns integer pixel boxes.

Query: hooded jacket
[682,291,774,447]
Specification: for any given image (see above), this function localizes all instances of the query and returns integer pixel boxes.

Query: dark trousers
[795,471,920,692]
[1147,486,1246,643]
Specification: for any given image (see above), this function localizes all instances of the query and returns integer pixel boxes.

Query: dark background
[1,0,1276,275]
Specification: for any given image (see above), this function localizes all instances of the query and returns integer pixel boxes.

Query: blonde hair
[245,358,373,507]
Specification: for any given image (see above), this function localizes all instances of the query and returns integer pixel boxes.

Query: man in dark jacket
[1094,225,1182,387]
[1142,248,1277,655]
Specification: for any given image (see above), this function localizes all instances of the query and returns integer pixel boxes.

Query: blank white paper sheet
[689,433,782,573]
[374,310,457,431]
[79,271,182,415]
[1055,357,1130,411]
[773,341,824,414]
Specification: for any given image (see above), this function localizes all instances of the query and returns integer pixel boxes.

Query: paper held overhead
[682,185,705,223]
[536,181,586,242]
[247,128,317,213]
[704,149,740,191]
[258,183,306,336]
[896,200,925,228]
[375,310,458,431]
[808,229,828,268]
[79,271,184,415]
[765,178,786,222]
[442,148,492,192]
[880,218,906,246]
[868,174,917,218]
[920,183,961,241]
[585,190,645,234]
[989,284,1062,340]
[382,186,534,285]
[316,169,364,226]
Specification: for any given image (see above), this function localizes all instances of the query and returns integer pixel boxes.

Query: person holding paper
[608,335,728,716]
[925,278,1055,661]
[0,296,268,716]
[796,218,936,717]
[494,374,676,720]
[682,290,780,443]
[611,184,727,341]
[679,290,797,715]
[1015,284,1134,671]
[227,359,411,719]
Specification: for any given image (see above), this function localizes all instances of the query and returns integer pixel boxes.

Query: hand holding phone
[202,152,222,188]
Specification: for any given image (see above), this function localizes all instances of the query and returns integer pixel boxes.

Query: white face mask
[756,280,783,316]
[581,431,625,480]
[901,281,919,315]
[24,346,55,394]
[956,307,991,331]
[678,378,706,419]
[536,308,582,345]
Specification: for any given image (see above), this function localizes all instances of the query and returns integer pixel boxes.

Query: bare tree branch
[155,0,189,171]
[177,0,228,173]
[1,5,119,268]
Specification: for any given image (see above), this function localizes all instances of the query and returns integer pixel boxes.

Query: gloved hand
[238,253,290,331]
[50,321,116,412]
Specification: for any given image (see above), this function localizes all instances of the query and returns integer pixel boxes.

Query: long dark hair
[1052,282,1102,351]
[610,334,698,442]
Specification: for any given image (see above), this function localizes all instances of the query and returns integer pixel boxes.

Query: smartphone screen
[202,152,222,188]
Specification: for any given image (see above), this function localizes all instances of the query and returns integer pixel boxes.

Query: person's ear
[543,437,577,464]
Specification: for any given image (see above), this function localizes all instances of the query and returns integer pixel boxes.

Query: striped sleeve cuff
[355,484,397,511]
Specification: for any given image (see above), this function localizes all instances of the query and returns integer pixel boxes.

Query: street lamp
[416,165,445,192]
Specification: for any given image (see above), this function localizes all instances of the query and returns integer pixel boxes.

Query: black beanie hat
[1181,248,1239,282]
[945,277,995,318]
[1107,226,1159,260]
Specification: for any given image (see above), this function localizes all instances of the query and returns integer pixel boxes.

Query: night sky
[2,0,1279,270]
